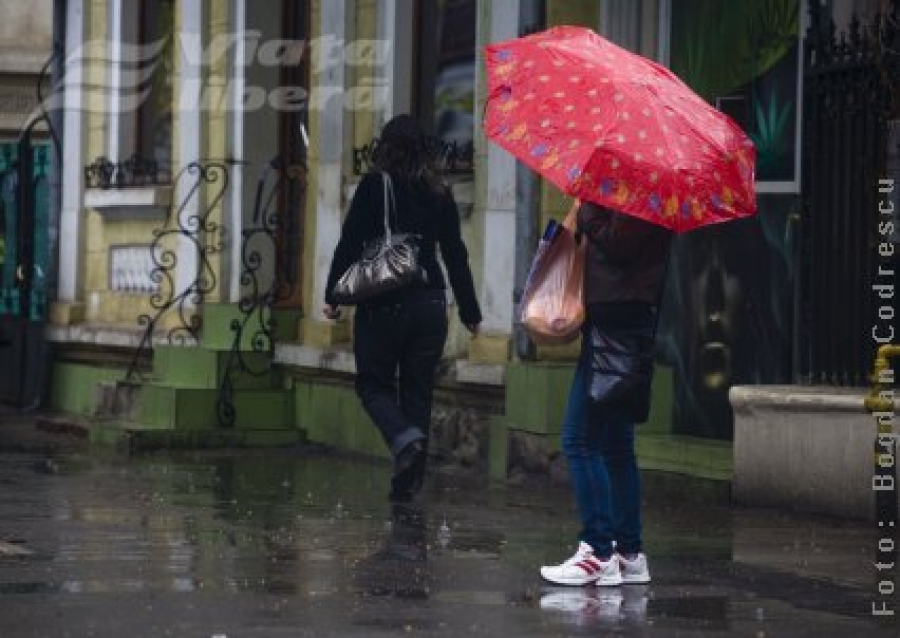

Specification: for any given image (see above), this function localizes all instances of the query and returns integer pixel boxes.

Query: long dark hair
[370,115,442,191]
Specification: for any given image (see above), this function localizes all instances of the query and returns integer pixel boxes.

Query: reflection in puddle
[0,448,883,636]
[539,584,650,627]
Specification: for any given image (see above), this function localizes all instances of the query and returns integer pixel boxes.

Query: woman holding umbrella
[539,202,671,586]
[483,25,756,587]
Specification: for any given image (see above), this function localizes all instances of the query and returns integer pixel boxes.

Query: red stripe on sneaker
[576,559,600,574]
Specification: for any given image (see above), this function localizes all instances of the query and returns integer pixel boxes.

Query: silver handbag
[330,173,426,304]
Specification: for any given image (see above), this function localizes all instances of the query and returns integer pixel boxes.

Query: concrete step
[636,434,733,482]
[35,413,302,450]
[136,383,294,431]
[152,345,280,390]
[88,419,304,450]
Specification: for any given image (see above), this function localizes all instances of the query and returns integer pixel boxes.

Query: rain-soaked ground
[0,416,897,637]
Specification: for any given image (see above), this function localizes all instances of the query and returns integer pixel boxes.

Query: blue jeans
[561,357,643,559]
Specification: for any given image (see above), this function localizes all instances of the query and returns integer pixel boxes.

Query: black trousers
[353,290,448,457]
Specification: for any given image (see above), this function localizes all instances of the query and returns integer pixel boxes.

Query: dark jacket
[325,171,482,325]
[577,202,672,306]
[576,202,672,424]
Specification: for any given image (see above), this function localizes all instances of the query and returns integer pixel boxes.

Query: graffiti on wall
[657,196,796,439]
[657,0,800,438]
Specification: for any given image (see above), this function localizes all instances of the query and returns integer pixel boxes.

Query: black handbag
[585,304,657,424]
[330,173,426,304]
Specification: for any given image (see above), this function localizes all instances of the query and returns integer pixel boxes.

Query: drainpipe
[512,0,544,360]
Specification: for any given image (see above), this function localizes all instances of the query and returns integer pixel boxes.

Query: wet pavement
[0,415,898,637]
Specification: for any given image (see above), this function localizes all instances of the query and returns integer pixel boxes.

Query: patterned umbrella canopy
[484,26,757,233]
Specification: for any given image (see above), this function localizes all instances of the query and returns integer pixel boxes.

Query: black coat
[577,203,671,424]
[325,171,482,325]
[577,202,671,305]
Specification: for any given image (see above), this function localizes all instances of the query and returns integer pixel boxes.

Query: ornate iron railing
[216,158,306,427]
[798,1,900,385]
[84,155,167,189]
[125,161,229,381]
[352,135,475,175]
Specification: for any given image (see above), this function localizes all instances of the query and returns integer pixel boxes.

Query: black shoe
[390,440,426,502]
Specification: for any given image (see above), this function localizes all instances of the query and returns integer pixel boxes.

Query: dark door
[0,139,50,408]
[275,0,308,309]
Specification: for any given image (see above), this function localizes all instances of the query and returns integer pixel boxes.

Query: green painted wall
[293,379,388,460]
[50,359,727,482]
[504,362,675,435]
[50,363,125,416]
[154,345,278,390]
[505,362,574,435]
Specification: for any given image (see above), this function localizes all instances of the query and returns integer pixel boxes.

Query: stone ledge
[732,384,896,520]
[636,434,733,482]
[45,323,204,350]
[85,186,172,220]
[275,343,357,374]
[730,385,868,413]
[274,342,506,387]
[454,360,505,386]
[46,323,147,348]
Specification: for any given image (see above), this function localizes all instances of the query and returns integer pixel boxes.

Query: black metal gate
[0,137,51,407]
[798,1,900,386]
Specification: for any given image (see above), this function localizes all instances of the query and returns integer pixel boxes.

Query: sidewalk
[0,410,897,637]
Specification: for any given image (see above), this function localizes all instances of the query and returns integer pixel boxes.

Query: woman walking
[540,201,671,586]
[323,115,481,502]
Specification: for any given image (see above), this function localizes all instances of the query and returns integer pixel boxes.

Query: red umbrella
[484,26,757,233]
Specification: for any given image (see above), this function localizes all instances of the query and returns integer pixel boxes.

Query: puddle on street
[0,447,894,637]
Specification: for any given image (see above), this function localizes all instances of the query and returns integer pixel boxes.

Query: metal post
[512,0,544,360]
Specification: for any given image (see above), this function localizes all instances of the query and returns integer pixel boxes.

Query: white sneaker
[617,552,651,584]
[540,542,623,586]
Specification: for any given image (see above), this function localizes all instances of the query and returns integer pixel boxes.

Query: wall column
[376,0,413,126]
[175,0,203,305]
[226,0,246,303]
[51,0,86,325]
[302,0,353,346]
[470,0,521,363]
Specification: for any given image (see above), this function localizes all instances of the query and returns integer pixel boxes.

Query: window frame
[412,0,478,156]
[659,0,803,194]
[107,0,174,183]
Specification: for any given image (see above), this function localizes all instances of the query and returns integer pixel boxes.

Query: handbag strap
[380,172,398,241]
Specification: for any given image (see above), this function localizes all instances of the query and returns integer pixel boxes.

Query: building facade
[7,0,894,497]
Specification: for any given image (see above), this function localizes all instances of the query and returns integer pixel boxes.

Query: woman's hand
[322,305,341,320]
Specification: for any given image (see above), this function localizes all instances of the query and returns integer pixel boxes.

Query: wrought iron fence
[216,158,306,427]
[798,1,900,386]
[125,161,229,381]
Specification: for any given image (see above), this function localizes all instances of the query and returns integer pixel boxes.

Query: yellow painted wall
[83,0,108,323]
[352,0,378,158]
[539,0,602,226]
[79,0,233,326]
[300,0,323,327]
[203,0,230,304]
